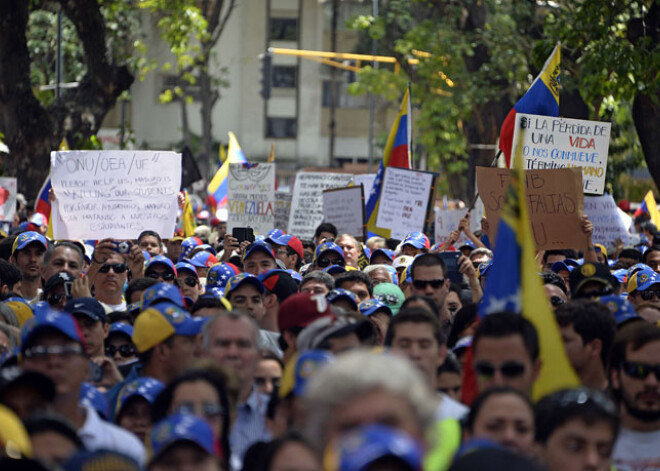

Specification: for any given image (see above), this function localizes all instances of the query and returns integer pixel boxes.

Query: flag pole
[466,149,501,212]
[407,82,413,169]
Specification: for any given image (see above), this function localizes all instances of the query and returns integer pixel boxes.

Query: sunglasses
[317,258,345,268]
[640,289,660,301]
[23,344,83,360]
[412,278,445,290]
[550,296,566,307]
[474,360,526,378]
[47,293,67,306]
[146,271,175,281]
[622,361,660,381]
[173,402,223,420]
[180,276,198,288]
[99,263,128,274]
[105,344,136,358]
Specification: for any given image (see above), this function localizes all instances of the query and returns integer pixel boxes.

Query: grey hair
[303,349,438,449]
[300,271,335,291]
[469,247,493,261]
[0,322,20,349]
[336,234,359,247]
[201,310,261,352]
[0,304,19,328]
[363,264,393,282]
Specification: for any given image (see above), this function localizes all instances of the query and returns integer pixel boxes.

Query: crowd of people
[0,197,659,471]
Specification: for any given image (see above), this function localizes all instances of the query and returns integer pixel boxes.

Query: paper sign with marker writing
[476,167,584,250]
[274,191,292,232]
[288,172,354,240]
[376,167,435,240]
[0,178,17,222]
[227,163,275,235]
[434,207,483,246]
[51,151,181,240]
[584,194,630,248]
[323,185,365,240]
[511,113,610,195]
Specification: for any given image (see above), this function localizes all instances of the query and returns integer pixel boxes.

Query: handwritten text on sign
[288,172,354,240]
[51,151,181,240]
[376,167,435,240]
[274,192,292,233]
[476,167,584,250]
[434,207,482,246]
[227,163,275,235]
[323,185,365,240]
[512,113,611,195]
[584,194,630,248]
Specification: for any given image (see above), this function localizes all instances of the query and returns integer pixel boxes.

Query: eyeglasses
[622,361,660,381]
[180,276,198,287]
[23,344,83,360]
[146,271,175,281]
[317,258,345,268]
[375,293,399,305]
[412,278,445,290]
[47,293,67,306]
[173,402,223,420]
[550,296,566,307]
[551,387,618,416]
[255,376,280,388]
[640,289,660,301]
[105,344,136,358]
[474,360,526,378]
[99,263,128,274]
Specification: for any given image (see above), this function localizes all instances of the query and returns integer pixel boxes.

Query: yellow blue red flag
[207,132,247,208]
[634,190,660,228]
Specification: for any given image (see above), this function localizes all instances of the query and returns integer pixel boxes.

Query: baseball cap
[149,413,216,464]
[598,294,641,326]
[393,255,413,270]
[315,241,345,261]
[108,322,133,339]
[627,268,660,293]
[278,292,333,332]
[243,240,276,262]
[224,273,265,298]
[627,263,650,279]
[141,283,185,309]
[453,335,473,355]
[550,260,576,274]
[64,298,107,324]
[3,298,33,327]
[44,272,74,294]
[271,234,304,260]
[296,315,374,351]
[324,265,347,275]
[401,232,430,250]
[195,243,217,256]
[293,349,334,396]
[0,368,56,404]
[175,262,198,278]
[20,310,83,352]
[359,299,393,317]
[258,269,298,303]
[116,377,165,418]
[29,213,47,227]
[190,251,218,268]
[265,229,285,244]
[0,404,32,458]
[569,262,618,295]
[12,231,48,256]
[145,255,177,275]
[79,382,109,419]
[64,450,140,471]
[326,288,359,310]
[178,236,203,262]
[287,269,303,283]
[373,283,405,315]
[132,302,201,353]
[206,263,239,289]
[369,248,395,264]
[594,243,608,258]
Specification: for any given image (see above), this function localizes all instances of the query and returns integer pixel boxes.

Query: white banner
[274,191,292,233]
[434,206,483,245]
[323,185,365,240]
[227,163,276,235]
[584,194,630,248]
[0,178,17,222]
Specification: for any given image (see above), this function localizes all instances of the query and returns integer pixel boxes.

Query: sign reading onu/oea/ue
[511,113,611,196]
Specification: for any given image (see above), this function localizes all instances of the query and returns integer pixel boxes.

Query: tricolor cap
[258,269,298,301]
[358,299,393,317]
[178,236,203,262]
[627,263,649,279]
[271,234,304,260]
[141,283,185,309]
[170,228,185,241]
[612,269,628,284]
[598,294,641,326]
[265,229,285,244]
[224,273,265,298]
[145,256,177,276]
[293,349,334,396]
[109,322,133,339]
[594,243,608,258]
[393,255,413,270]
[385,265,399,285]
[326,289,359,311]
[175,262,199,278]
[401,232,430,250]
[190,251,218,268]
[458,240,476,250]
[116,378,165,417]
[12,231,48,256]
[551,260,576,274]
[132,302,201,353]
[243,240,276,262]
[79,382,109,419]
[315,241,345,261]
[195,244,217,256]
[3,298,34,327]
[627,268,660,293]
[369,248,395,264]
[149,413,216,464]
[206,263,239,289]
[20,310,83,352]
[29,212,47,227]
[287,269,303,283]
[323,265,347,275]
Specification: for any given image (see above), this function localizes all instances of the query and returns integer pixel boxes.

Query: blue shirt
[229,386,271,471]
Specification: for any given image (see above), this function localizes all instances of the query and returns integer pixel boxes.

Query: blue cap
[315,241,345,261]
[190,251,218,268]
[627,263,649,279]
[178,237,203,262]
[132,302,202,353]
[146,255,177,275]
[326,289,359,310]
[479,261,493,277]
[65,298,107,324]
[333,424,424,471]
[243,240,276,262]
[142,250,152,262]
[384,265,399,285]
[109,322,133,339]
[80,382,110,419]
[287,269,303,283]
[150,413,217,462]
[141,283,184,309]
[369,248,395,264]
[598,295,641,326]
[453,336,473,353]
[458,240,476,250]
[204,287,226,300]
[224,273,265,298]
[627,268,660,293]
[612,269,628,284]
[175,262,199,278]
[293,349,334,397]
[266,229,285,244]
[196,244,217,256]
[12,231,48,255]
[21,310,82,351]
[116,377,165,417]
[358,299,393,317]
[401,232,430,250]
[551,261,575,274]
[206,263,238,289]
[323,265,347,275]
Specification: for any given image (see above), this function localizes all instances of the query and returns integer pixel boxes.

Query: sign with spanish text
[434,206,483,246]
[274,191,292,233]
[227,163,276,235]
[511,114,610,195]
[323,185,365,241]
[51,151,181,240]
[584,194,630,249]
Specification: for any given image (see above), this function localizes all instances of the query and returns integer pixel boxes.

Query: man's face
[371,254,393,266]
[559,324,591,375]
[390,322,445,387]
[217,222,227,240]
[368,268,391,286]
[300,280,329,296]
[629,284,660,309]
[545,254,566,272]
[325,332,362,354]
[165,240,183,262]
[44,247,83,280]
[138,235,162,257]
[402,245,423,257]
[611,340,660,422]
[314,251,344,271]
[473,334,539,396]
[411,265,449,312]
[204,316,259,386]
[540,418,615,471]
[106,334,137,365]
[228,284,265,321]
[94,253,127,295]
[145,265,176,285]
[340,281,370,304]
[177,272,202,301]
[73,314,109,358]
[646,251,660,274]
[275,246,297,270]
[13,243,46,281]
[336,236,359,267]
[244,251,276,276]
[163,335,198,378]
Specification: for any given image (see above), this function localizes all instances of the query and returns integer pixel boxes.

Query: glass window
[266,118,297,138]
[272,66,297,88]
[270,18,298,41]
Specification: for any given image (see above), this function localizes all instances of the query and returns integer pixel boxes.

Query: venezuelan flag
[36,138,69,239]
[182,190,197,237]
[365,88,412,237]
[499,43,561,167]
[207,132,247,208]
[634,190,660,228]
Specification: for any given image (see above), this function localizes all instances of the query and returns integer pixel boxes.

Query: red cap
[618,200,631,212]
[278,292,332,332]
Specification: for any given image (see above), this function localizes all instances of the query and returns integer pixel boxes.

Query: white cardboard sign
[434,207,483,245]
[227,163,276,235]
[323,185,365,240]
[584,194,630,248]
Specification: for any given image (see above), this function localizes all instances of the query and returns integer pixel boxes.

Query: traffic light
[259,52,272,100]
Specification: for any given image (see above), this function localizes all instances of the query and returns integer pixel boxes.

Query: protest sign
[274,191,292,232]
[323,185,365,240]
[51,151,181,240]
[288,172,354,240]
[434,206,483,246]
[511,113,611,195]
[352,174,377,200]
[584,194,630,248]
[375,167,436,240]
[476,167,584,250]
[0,178,17,222]
[227,163,275,235]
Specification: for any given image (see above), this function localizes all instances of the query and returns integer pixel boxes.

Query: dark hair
[0,259,22,290]
[44,242,85,267]
[107,311,133,325]
[314,222,337,240]
[400,295,441,319]
[449,282,461,296]
[410,253,446,280]
[151,366,233,471]
[541,272,568,295]
[243,433,316,471]
[124,277,159,305]
[640,221,659,237]
[190,296,230,316]
[384,307,445,347]
[634,213,651,226]
[642,246,660,265]
[535,387,619,444]
[542,249,577,264]
[24,413,85,450]
[300,271,334,292]
[438,353,462,376]
[447,304,477,348]
[473,312,539,361]
[0,236,17,261]
[465,387,533,433]
[138,230,163,245]
[554,300,616,368]
[280,245,303,270]
[610,322,660,372]
[335,271,374,297]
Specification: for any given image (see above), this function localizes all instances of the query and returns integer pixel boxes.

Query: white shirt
[613,426,660,471]
[100,300,127,314]
[435,393,469,421]
[78,404,146,465]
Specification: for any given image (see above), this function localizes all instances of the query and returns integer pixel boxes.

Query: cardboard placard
[227,163,276,235]
[352,174,377,201]
[288,172,354,240]
[323,185,365,241]
[375,167,436,240]
[512,113,611,195]
[584,194,630,248]
[0,178,17,222]
[51,151,181,240]
[476,167,584,250]
[274,191,292,232]
[434,206,483,246]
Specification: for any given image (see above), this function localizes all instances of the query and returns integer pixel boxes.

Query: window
[160,75,201,101]
[270,18,298,41]
[272,66,297,88]
[266,118,297,138]
[322,81,368,109]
